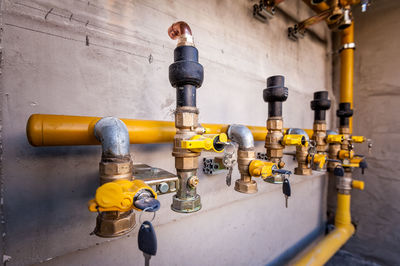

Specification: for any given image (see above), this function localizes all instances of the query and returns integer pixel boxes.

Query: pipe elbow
[227,124,254,150]
[168,21,194,46]
[94,117,130,159]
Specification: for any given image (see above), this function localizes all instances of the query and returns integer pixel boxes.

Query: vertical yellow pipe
[293,193,354,266]
[340,23,354,133]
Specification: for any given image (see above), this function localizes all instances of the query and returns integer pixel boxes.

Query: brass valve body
[235,149,257,194]
[95,158,135,237]
[265,118,284,167]
[94,210,136,238]
[313,122,328,152]
[172,106,202,213]
[99,161,132,184]
[339,127,351,150]
[328,143,341,171]
[294,145,312,175]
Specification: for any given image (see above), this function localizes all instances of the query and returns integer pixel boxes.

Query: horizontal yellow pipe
[294,194,354,266]
[27,114,313,146]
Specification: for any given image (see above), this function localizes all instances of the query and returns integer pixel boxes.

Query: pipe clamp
[339,42,356,53]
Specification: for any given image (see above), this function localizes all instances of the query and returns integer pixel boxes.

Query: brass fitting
[328,143,341,171]
[294,145,312,175]
[313,122,328,152]
[188,176,199,188]
[235,149,257,194]
[172,107,202,213]
[265,118,285,166]
[93,210,135,238]
[99,161,132,184]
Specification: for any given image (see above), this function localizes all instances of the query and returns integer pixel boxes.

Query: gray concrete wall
[331,1,400,265]
[0,0,332,265]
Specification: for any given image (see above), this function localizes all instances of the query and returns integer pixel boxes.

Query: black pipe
[177,85,196,107]
[169,46,204,108]
[263,75,288,117]
[336,102,353,127]
[310,91,331,121]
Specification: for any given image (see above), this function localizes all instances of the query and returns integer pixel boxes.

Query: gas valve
[88,179,159,212]
[249,160,277,180]
[307,153,327,169]
[181,133,227,153]
[281,134,307,147]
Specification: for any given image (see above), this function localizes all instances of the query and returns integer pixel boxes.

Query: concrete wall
[331,1,400,265]
[0,0,332,265]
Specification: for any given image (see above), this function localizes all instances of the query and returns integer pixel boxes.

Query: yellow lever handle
[351,136,365,143]
[88,179,157,212]
[352,180,365,190]
[282,134,307,147]
[181,133,227,153]
[249,160,277,179]
[308,153,327,169]
[338,149,354,160]
[326,134,344,144]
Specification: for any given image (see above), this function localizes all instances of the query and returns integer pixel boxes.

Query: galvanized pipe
[94,117,130,159]
[227,124,255,150]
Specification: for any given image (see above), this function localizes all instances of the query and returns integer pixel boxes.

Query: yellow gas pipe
[294,22,357,265]
[340,23,354,133]
[294,194,355,265]
[26,114,313,146]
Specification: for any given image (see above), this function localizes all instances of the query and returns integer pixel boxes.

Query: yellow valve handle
[249,160,277,180]
[352,180,365,190]
[282,134,308,147]
[181,133,227,153]
[351,136,365,143]
[88,179,157,212]
[326,134,344,144]
[339,149,354,160]
[308,153,327,169]
[350,156,363,166]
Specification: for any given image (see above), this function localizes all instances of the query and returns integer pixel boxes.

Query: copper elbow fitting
[168,21,194,46]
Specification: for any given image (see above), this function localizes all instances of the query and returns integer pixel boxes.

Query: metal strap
[339,42,356,53]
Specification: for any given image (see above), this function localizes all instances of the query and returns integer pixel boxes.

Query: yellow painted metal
[352,180,365,190]
[339,149,354,160]
[282,134,308,147]
[340,0,360,6]
[350,156,363,165]
[88,179,156,212]
[301,0,330,13]
[340,23,355,133]
[249,160,277,180]
[326,134,344,144]
[26,114,313,146]
[351,136,365,143]
[309,153,327,169]
[181,133,227,153]
[294,194,355,266]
